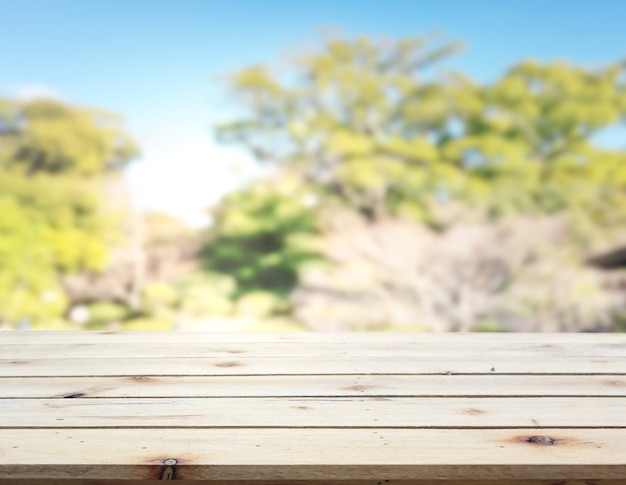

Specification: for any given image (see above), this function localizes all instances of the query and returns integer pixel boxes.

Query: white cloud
[11,83,64,101]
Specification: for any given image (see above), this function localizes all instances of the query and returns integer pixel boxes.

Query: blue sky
[2,0,625,226]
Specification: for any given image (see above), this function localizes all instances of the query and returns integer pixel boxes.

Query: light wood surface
[0,331,624,483]
[2,397,625,428]
[2,428,626,480]
[1,375,625,398]
[5,341,626,359]
[3,355,625,376]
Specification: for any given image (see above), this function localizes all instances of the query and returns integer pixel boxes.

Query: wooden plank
[1,375,624,398]
[2,356,624,376]
[1,333,623,484]
[1,397,624,428]
[4,341,625,359]
[1,428,624,480]
[2,330,625,345]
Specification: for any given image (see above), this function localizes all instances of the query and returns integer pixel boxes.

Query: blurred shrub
[202,174,324,297]
[293,210,626,332]
[175,272,236,317]
[87,301,129,326]
[141,282,178,318]
[121,317,173,331]
[31,318,77,330]
[235,291,289,318]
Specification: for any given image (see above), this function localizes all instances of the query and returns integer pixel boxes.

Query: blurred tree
[444,60,626,227]
[85,301,130,329]
[216,35,463,221]
[210,35,626,331]
[0,98,137,327]
[62,210,202,314]
[201,172,325,299]
[0,99,136,175]
[292,210,623,332]
[216,36,626,230]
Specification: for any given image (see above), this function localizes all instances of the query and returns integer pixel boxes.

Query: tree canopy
[0,98,137,326]
[207,35,626,331]
[216,36,626,227]
[3,34,626,332]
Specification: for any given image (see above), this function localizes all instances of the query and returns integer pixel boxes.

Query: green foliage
[141,282,179,317]
[0,99,137,175]
[235,291,290,318]
[202,174,324,297]
[216,35,626,230]
[121,317,174,331]
[86,302,129,327]
[175,272,237,317]
[443,60,626,222]
[0,174,108,324]
[4,35,625,331]
[0,98,137,327]
[176,271,237,297]
[209,34,626,331]
[217,35,463,220]
[30,318,78,330]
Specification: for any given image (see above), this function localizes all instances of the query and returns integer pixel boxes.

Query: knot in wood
[527,435,556,445]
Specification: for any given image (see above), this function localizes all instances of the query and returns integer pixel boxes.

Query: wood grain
[2,355,623,376]
[4,341,626,359]
[1,428,625,480]
[1,374,624,398]
[0,332,623,482]
[1,397,624,428]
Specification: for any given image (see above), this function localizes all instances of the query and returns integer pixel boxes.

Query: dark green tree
[202,173,324,297]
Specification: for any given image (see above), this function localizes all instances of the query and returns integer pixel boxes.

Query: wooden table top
[0,331,625,484]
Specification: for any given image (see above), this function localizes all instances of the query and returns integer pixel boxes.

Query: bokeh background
[2,0,626,332]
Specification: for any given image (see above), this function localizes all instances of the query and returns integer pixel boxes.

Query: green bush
[235,291,289,318]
